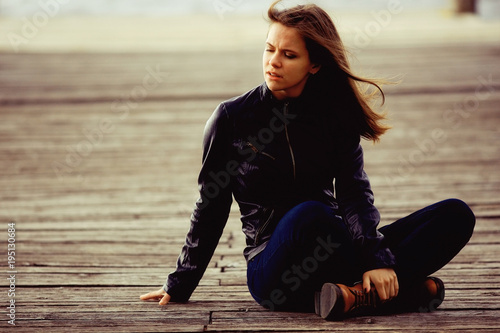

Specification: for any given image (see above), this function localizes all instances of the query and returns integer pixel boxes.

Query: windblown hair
[268,1,390,142]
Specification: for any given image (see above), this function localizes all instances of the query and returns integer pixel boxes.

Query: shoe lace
[349,287,379,312]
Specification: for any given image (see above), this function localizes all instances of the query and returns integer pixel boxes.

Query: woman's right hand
[140,288,171,306]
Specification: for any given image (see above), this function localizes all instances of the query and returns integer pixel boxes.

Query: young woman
[141,1,475,320]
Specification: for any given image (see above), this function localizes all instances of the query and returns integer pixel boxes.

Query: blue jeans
[246,199,475,312]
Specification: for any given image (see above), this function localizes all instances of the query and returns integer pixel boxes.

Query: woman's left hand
[140,288,171,306]
[362,268,399,302]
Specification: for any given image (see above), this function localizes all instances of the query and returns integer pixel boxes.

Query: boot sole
[314,283,344,321]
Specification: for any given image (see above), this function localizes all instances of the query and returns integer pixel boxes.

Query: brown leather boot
[389,276,445,313]
[315,282,380,321]
[315,277,445,320]
[421,276,445,311]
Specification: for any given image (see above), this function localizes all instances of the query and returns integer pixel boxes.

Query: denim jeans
[246,199,475,312]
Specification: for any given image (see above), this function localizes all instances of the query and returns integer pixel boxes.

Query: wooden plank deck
[1,10,500,332]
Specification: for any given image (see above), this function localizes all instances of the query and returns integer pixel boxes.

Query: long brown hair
[267,1,390,142]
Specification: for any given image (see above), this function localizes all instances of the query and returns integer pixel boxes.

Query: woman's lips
[267,72,283,80]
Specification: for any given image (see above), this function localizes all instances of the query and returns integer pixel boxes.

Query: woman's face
[263,23,320,100]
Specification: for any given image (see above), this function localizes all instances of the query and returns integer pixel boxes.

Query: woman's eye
[285,53,296,59]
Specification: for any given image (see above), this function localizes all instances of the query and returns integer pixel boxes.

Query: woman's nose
[269,53,281,68]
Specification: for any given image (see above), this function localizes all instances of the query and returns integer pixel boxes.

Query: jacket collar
[259,81,320,114]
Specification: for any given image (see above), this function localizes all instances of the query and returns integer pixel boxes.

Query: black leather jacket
[164,83,396,301]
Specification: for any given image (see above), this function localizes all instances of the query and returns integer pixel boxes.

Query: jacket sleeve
[163,103,233,302]
[335,134,396,272]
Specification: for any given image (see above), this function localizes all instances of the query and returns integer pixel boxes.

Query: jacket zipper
[283,102,296,180]
[246,142,276,160]
[255,208,275,244]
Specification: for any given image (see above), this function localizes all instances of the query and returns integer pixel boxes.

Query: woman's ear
[310,64,321,75]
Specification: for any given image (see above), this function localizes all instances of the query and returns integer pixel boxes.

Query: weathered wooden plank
[9,227,498,245]
[14,318,208,333]
[14,286,254,302]
[6,273,219,287]
[208,310,500,331]
[4,265,500,288]
[5,208,499,230]
[6,324,206,333]
[12,286,499,310]
[3,248,496,270]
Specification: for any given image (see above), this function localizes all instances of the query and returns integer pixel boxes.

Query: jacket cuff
[163,282,192,303]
